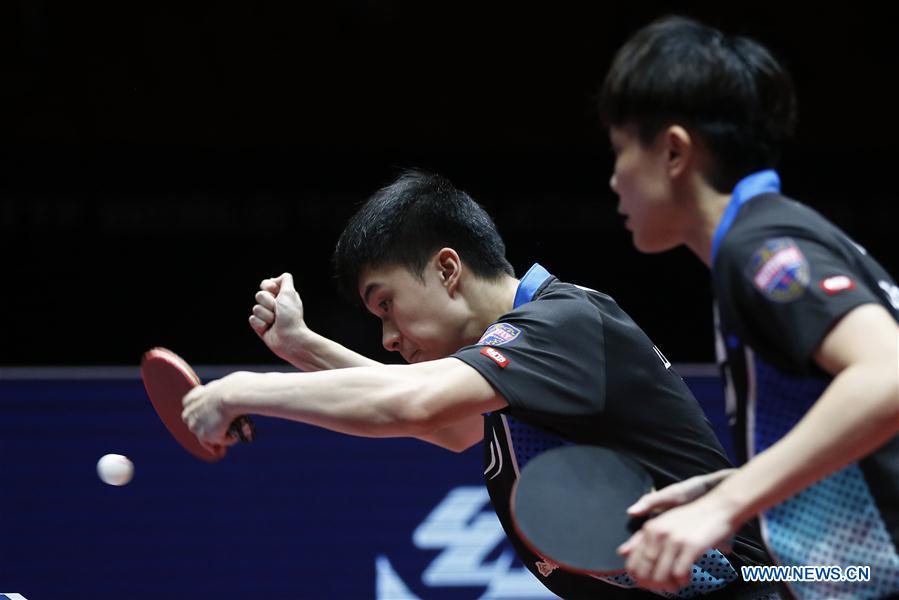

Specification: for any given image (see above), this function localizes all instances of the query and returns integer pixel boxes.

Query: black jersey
[452,264,770,599]
[713,171,899,599]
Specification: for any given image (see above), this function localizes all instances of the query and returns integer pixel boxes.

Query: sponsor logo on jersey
[478,323,522,346]
[819,275,856,296]
[748,238,810,302]
[481,347,509,368]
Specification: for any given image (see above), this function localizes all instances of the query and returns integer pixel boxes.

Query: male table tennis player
[183,170,778,598]
[600,16,899,599]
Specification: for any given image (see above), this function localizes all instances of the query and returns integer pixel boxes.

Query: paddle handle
[228,415,256,443]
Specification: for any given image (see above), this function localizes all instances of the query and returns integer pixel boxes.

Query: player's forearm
[279,336,484,452]
[711,361,899,526]
[224,365,437,438]
[693,467,736,490]
[286,328,382,371]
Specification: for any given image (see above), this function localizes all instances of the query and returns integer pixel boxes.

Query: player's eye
[379,299,390,313]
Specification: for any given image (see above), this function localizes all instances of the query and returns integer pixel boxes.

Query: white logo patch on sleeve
[480,347,509,368]
[819,275,856,296]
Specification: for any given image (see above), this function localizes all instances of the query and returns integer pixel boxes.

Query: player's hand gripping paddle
[511,445,653,575]
[140,347,256,462]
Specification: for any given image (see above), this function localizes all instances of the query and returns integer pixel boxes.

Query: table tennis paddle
[510,445,653,575]
[140,347,255,462]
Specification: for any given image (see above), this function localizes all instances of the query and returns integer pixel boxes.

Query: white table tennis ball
[97,454,134,486]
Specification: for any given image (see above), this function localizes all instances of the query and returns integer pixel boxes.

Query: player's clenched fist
[250,272,308,364]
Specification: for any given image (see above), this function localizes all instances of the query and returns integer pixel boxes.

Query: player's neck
[682,182,731,268]
[462,274,520,340]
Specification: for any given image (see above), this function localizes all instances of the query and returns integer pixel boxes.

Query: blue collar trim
[513,263,553,308]
[711,170,781,264]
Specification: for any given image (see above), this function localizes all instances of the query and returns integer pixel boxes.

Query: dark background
[2,1,897,366]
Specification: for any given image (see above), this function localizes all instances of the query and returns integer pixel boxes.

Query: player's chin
[632,230,679,254]
[407,349,439,364]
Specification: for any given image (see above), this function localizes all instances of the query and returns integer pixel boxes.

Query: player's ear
[435,248,462,296]
[663,125,693,180]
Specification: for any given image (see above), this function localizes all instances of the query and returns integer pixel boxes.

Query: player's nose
[609,173,619,194]
[382,322,401,352]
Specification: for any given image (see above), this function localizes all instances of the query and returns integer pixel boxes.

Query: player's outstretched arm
[619,303,899,592]
[251,273,484,452]
[182,357,505,447]
[250,272,380,371]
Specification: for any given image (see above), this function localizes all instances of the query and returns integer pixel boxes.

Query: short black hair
[599,16,797,192]
[333,169,515,303]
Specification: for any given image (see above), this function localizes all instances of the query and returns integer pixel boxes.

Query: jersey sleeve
[451,294,607,416]
[717,234,882,371]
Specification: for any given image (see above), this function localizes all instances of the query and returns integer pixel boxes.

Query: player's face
[609,124,683,253]
[359,263,467,363]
